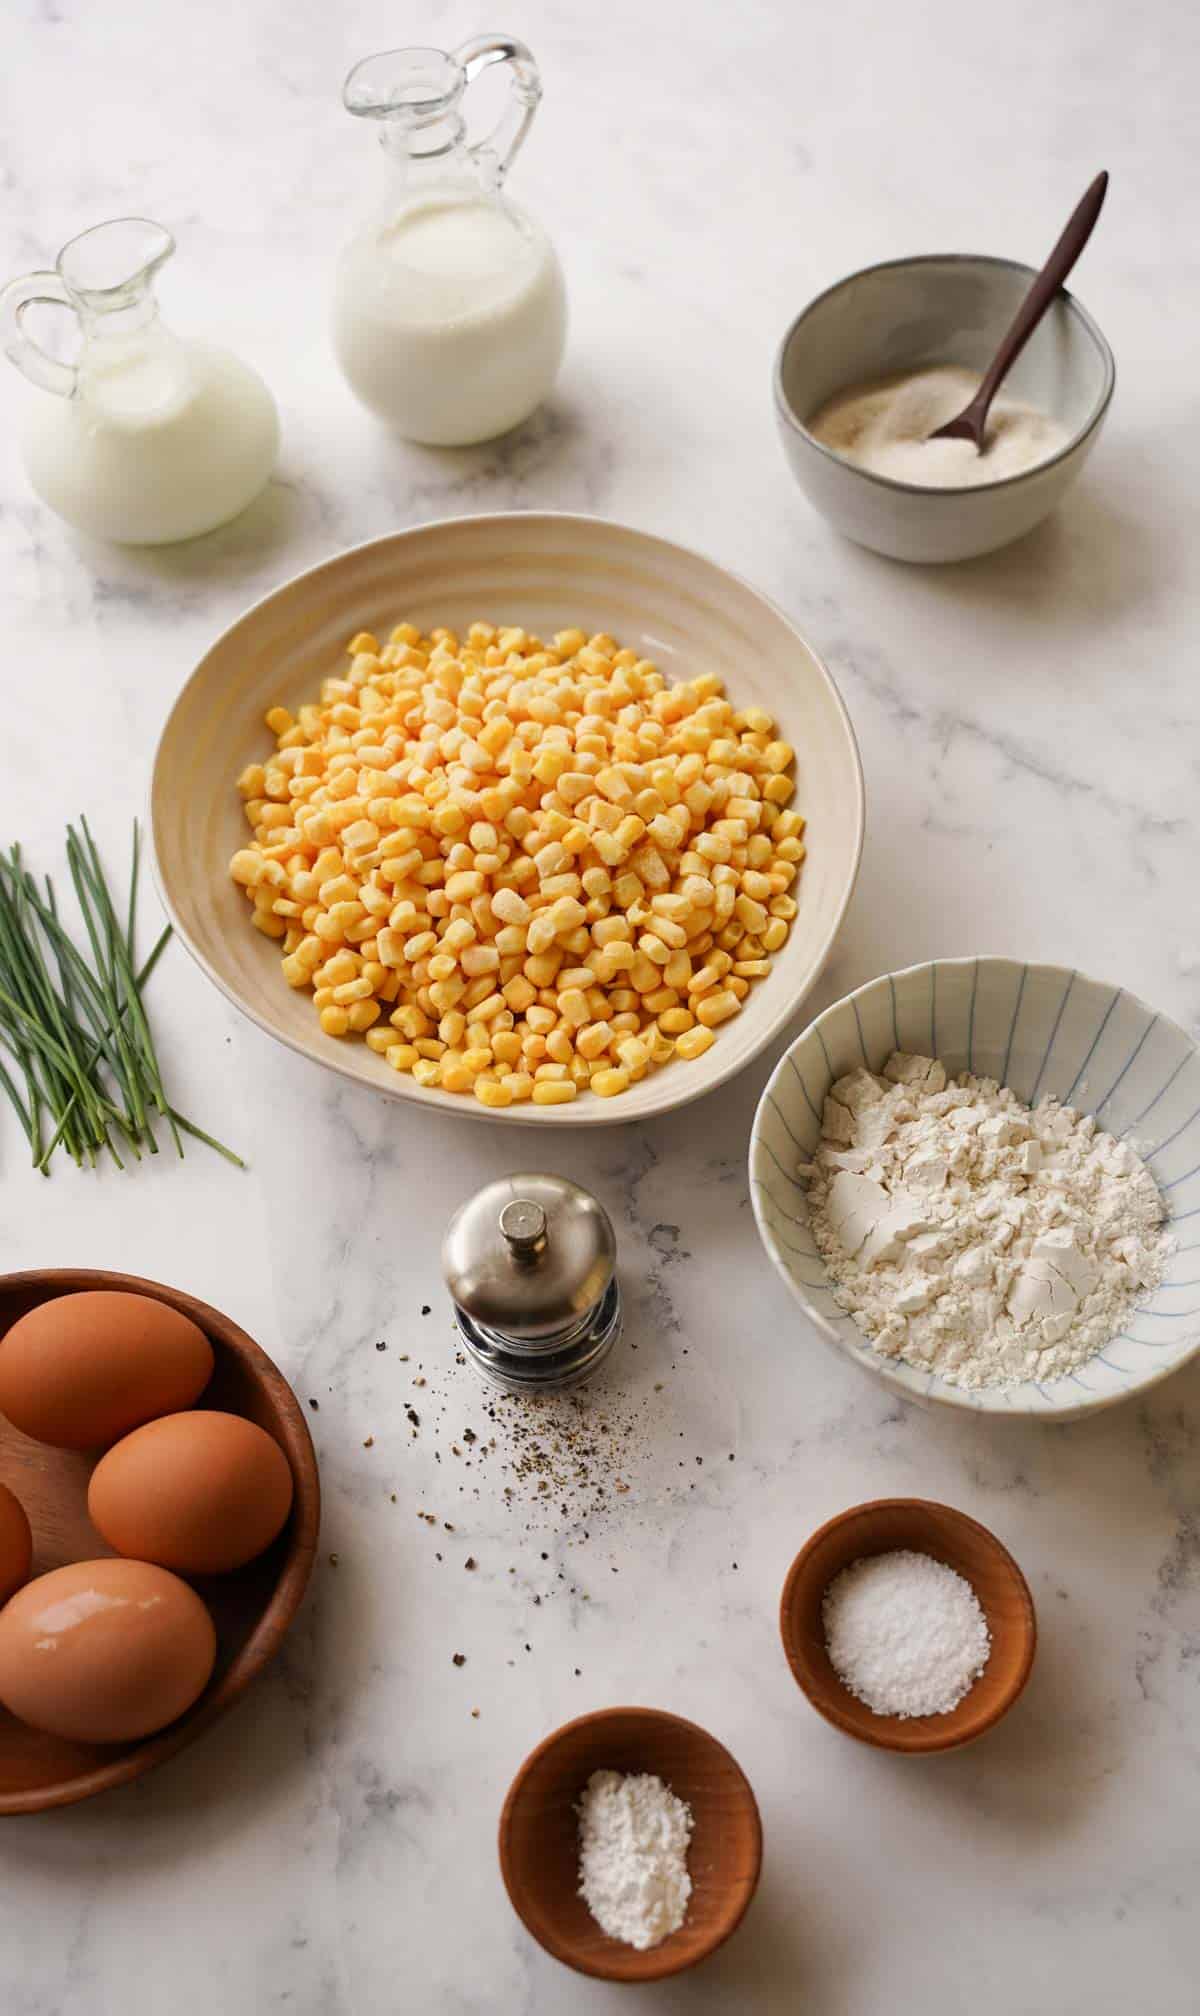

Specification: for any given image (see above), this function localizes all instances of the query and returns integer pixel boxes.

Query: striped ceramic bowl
[750,958,1200,1419]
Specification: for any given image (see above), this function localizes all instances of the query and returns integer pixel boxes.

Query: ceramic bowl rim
[497,1703,764,1981]
[773,253,1117,499]
[0,1266,320,1814]
[778,1496,1038,1753]
[149,510,866,1127]
[749,955,1200,1420]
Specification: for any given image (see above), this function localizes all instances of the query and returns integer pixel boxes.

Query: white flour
[577,1769,693,1949]
[801,1052,1170,1389]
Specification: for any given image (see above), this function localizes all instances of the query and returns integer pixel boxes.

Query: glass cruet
[1,218,279,546]
[332,36,567,447]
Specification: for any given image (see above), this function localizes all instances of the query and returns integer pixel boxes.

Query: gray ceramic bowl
[774,255,1115,563]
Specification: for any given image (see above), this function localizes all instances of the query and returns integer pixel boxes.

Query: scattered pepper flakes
[363,1436,374,1449]
[465,1556,477,1571]
[444,1522,455,1532]
[422,1305,432,1316]
[463,1428,477,1444]
[414,1376,426,1388]
[376,1340,387,1352]
[328,1553,339,1567]
[471,1708,480,1718]
[406,1408,421,1428]
[452,1653,466,1667]
[308,1398,319,1411]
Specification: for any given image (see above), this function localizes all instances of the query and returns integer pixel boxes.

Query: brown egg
[0,1290,213,1450]
[0,1557,216,1742]
[88,1410,294,1575]
[0,1481,32,1604]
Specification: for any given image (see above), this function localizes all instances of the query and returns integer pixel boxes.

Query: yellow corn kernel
[590,1066,630,1097]
[230,849,264,887]
[440,1060,474,1094]
[252,911,288,938]
[695,989,741,1028]
[319,1005,350,1036]
[675,1024,716,1060]
[501,1070,534,1102]
[474,1076,513,1109]
[576,1021,613,1060]
[659,1007,695,1035]
[531,1079,578,1105]
[734,959,772,978]
[411,1058,441,1087]
[348,999,382,1032]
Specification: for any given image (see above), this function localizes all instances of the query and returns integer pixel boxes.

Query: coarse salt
[577,1769,693,1949]
[823,1549,991,1718]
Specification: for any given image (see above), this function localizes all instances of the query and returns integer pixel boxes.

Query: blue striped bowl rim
[749,957,1200,1420]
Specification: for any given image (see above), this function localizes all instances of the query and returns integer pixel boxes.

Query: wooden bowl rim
[780,1497,1037,1754]
[498,1704,764,1983]
[0,1267,320,1814]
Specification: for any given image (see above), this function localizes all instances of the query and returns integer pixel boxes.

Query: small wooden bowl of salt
[499,1706,762,1981]
[781,1499,1036,1753]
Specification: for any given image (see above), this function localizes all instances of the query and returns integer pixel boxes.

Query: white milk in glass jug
[332,36,566,446]
[1,219,279,545]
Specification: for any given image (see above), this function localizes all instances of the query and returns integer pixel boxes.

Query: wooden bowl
[0,1269,319,1813]
[780,1499,1036,1754]
[499,1706,762,1982]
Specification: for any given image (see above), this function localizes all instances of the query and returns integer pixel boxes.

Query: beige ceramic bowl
[775,255,1115,563]
[152,514,864,1125]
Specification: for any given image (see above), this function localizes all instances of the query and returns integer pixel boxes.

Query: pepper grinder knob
[500,1198,547,1260]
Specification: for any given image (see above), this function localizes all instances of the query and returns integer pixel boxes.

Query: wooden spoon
[929,171,1109,450]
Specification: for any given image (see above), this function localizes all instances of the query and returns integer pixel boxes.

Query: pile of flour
[577,1770,693,1949]
[800,1052,1170,1389]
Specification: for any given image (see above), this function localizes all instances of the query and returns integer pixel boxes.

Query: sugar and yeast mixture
[577,1769,693,1950]
[801,1052,1170,1389]
[807,365,1069,488]
[823,1550,991,1718]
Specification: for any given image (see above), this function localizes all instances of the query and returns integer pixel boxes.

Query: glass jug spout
[1,218,176,399]
[342,35,541,187]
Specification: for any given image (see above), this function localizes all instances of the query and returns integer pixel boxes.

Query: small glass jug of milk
[332,35,567,446]
[0,218,279,545]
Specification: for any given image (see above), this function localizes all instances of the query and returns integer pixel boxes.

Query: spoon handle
[971,171,1109,423]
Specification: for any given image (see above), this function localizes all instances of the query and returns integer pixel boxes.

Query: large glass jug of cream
[1,219,278,546]
[333,37,566,446]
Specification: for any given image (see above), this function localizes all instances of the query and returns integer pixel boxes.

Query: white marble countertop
[2,2,1198,2010]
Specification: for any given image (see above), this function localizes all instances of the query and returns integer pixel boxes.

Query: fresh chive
[0,820,241,1175]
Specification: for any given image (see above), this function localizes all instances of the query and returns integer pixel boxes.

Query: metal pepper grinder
[442,1174,622,1394]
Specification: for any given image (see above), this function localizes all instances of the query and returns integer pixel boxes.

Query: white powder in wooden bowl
[577,1769,693,1949]
[823,1549,991,1717]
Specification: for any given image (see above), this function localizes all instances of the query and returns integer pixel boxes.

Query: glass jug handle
[0,272,80,399]
[454,35,542,184]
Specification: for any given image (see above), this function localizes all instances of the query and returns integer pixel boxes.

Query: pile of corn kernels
[229,622,804,1107]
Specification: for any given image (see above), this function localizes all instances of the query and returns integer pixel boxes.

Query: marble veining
[1,1,1199,2011]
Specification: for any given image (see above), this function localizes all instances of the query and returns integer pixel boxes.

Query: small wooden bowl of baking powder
[781,1499,1036,1753]
[498,1706,762,1981]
